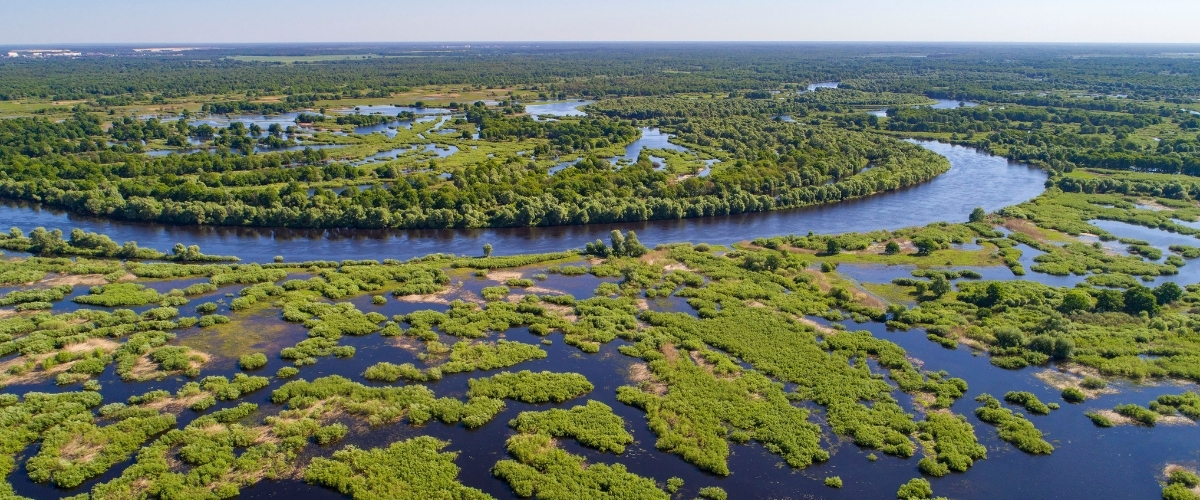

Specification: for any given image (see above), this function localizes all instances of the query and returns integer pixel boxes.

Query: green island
[0,43,1199,500]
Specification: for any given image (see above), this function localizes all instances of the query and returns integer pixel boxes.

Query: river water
[0,141,1047,264]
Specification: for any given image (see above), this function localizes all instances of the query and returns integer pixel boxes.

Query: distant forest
[2,43,1199,101]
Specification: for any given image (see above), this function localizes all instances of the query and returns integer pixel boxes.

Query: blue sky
[2,0,1197,44]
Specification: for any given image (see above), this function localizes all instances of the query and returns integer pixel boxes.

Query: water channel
[0,141,1046,264]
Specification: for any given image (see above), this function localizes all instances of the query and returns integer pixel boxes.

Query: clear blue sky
[1,0,1197,45]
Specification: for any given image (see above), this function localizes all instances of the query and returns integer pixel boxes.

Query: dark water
[0,141,1047,265]
[8,265,1198,500]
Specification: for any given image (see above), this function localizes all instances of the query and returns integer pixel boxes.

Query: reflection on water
[931,99,979,109]
[526,100,595,120]
[335,105,450,116]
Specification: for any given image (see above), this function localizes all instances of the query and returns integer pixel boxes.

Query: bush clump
[1004,391,1052,415]
[974,394,1053,454]
[239,352,268,370]
[1085,411,1114,427]
[1114,403,1159,426]
[304,436,491,499]
[896,478,933,499]
[508,400,633,453]
[467,371,593,403]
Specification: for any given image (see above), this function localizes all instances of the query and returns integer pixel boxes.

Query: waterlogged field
[4,184,1200,499]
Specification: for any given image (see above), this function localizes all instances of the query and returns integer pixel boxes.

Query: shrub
[666,477,683,493]
[974,394,1053,454]
[239,353,268,370]
[1085,411,1114,427]
[314,423,348,445]
[371,295,386,305]
[493,433,667,499]
[482,286,510,301]
[304,436,489,499]
[698,486,727,500]
[1169,469,1200,488]
[825,476,844,488]
[467,371,593,403]
[1114,404,1158,426]
[1004,391,1051,415]
[1081,377,1107,390]
[276,366,300,379]
[897,478,933,499]
[508,400,632,453]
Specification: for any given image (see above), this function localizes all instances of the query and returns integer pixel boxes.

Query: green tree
[624,231,648,257]
[885,241,901,255]
[1123,286,1159,316]
[1094,289,1124,312]
[930,275,951,297]
[1060,289,1093,313]
[1154,282,1183,305]
[483,243,493,258]
[826,239,842,255]
[913,238,937,256]
[610,230,626,257]
[969,206,987,223]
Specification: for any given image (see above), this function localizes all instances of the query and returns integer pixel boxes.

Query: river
[0,141,1047,264]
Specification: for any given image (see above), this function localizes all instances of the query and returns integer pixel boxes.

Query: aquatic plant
[974,394,1053,454]
[492,433,668,499]
[304,436,492,500]
[896,478,934,500]
[508,400,633,454]
[467,371,593,403]
[239,352,268,370]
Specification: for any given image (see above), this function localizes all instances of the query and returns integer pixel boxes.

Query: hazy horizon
[2,0,1197,45]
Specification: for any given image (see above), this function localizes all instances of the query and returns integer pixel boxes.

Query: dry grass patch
[40,273,109,287]
[1034,368,1118,398]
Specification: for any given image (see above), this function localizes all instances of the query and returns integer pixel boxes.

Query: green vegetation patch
[492,433,668,500]
[304,436,492,500]
[974,394,1054,454]
[467,371,593,403]
[509,400,633,454]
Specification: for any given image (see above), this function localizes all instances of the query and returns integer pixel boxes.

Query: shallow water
[525,100,594,120]
[609,127,690,164]
[7,262,1198,499]
[335,105,450,116]
[930,99,979,110]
